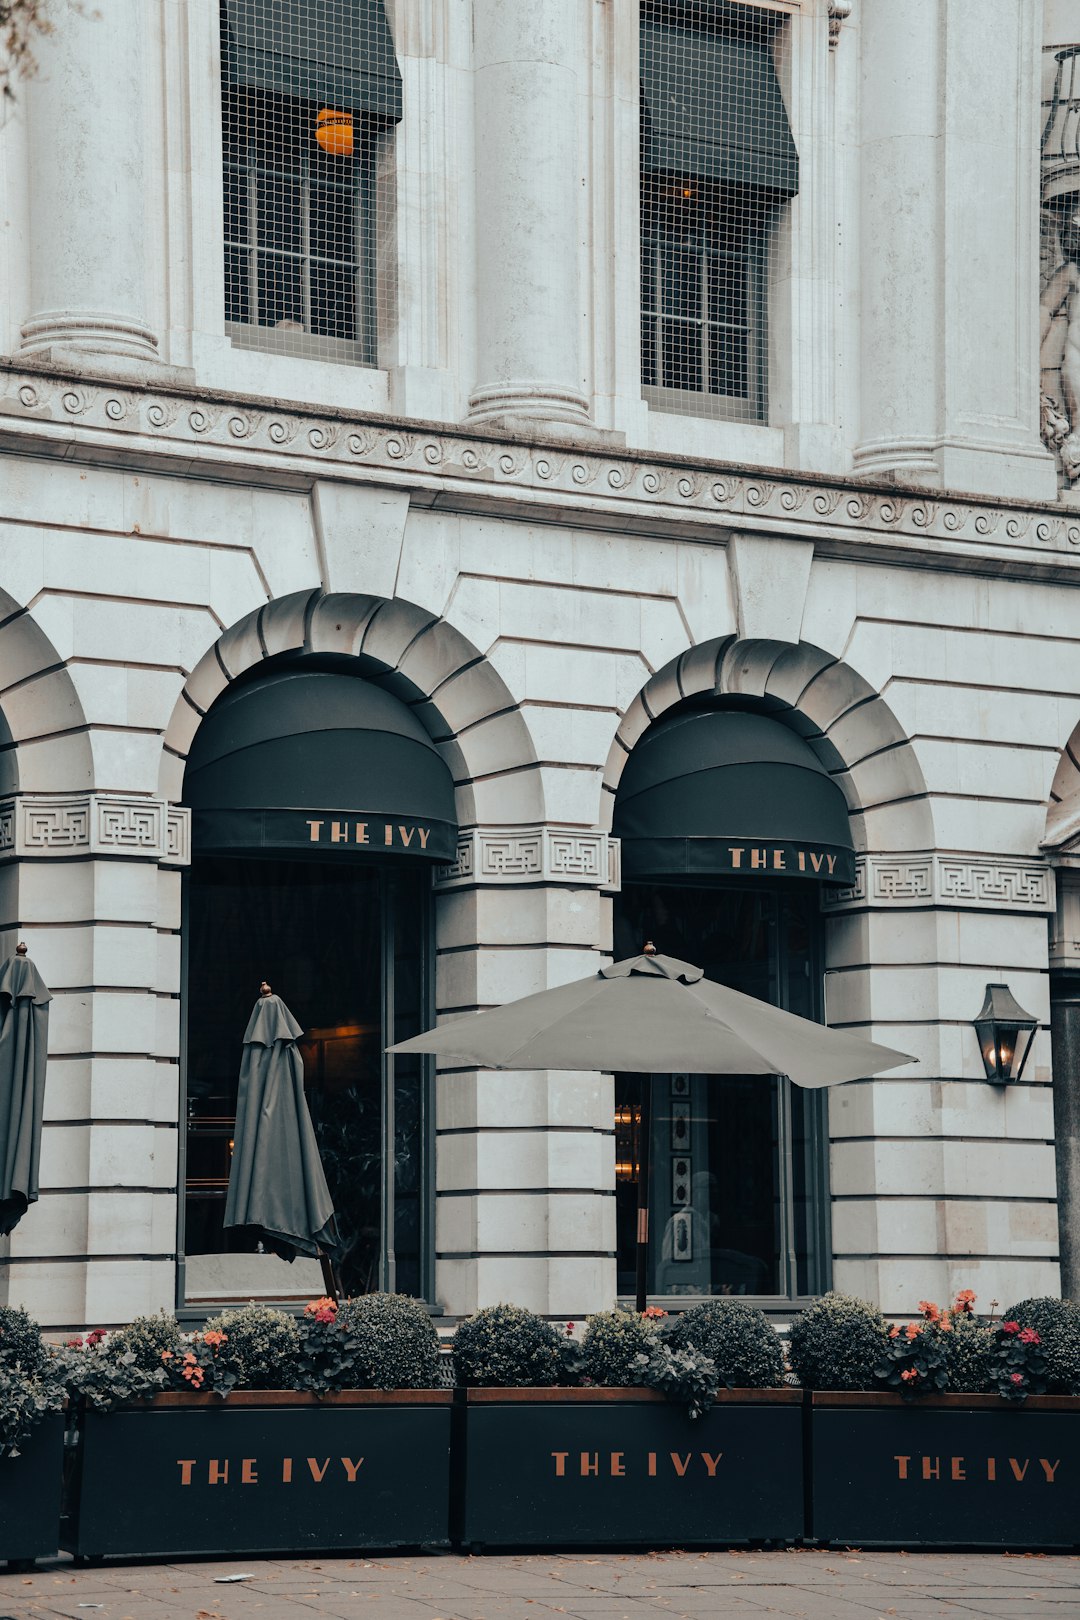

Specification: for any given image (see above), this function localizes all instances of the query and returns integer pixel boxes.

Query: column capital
[0,794,190,866]
[822,852,1054,914]
[435,825,620,892]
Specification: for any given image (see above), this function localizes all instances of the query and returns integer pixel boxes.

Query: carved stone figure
[1040,206,1080,482]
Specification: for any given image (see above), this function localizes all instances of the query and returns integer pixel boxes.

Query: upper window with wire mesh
[641,1,798,423]
[220,0,402,367]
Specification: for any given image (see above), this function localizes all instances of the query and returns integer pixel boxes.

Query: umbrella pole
[318,1250,340,1302]
[634,1075,652,1314]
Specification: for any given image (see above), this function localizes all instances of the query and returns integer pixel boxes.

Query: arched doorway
[179,656,456,1303]
[611,703,854,1305]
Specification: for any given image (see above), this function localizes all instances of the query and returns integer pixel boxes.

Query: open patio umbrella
[0,943,51,1236]
[224,982,342,1297]
[389,944,912,1308]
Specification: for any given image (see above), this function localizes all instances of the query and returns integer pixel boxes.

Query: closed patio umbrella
[225,982,342,1296]
[0,943,51,1236]
[389,944,912,1308]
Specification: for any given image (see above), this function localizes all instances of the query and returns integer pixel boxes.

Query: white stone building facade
[0,0,1078,1330]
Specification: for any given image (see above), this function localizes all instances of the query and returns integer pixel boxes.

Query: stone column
[854,0,1057,500]
[1050,981,1080,1298]
[466,0,592,433]
[19,0,160,366]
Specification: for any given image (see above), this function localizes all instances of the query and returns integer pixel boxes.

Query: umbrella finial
[259,980,272,997]
[643,940,657,956]
[15,942,27,957]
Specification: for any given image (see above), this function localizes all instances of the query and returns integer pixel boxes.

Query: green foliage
[108,1313,185,1375]
[989,1318,1048,1403]
[943,1311,994,1394]
[787,1291,889,1391]
[668,1300,785,1389]
[1004,1297,1080,1394]
[57,1337,166,1413]
[874,1323,950,1400]
[0,1360,64,1458]
[297,1293,440,1393]
[452,1304,569,1388]
[580,1310,658,1387]
[203,1304,300,1390]
[0,1304,48,1374]
[631,1341,718,1421]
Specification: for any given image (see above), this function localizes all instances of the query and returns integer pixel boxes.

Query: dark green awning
[222,0,402,123]
[641,19,798,194]
[613,709,854,884]
[185,668,456,861]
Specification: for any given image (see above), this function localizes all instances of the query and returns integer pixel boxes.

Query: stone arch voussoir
[159,589,543,826]
[600,636,934,853]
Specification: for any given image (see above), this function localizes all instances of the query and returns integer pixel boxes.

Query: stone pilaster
[466,0,592,433]
[19,0,160,368]
[854,0,1057,500]
[432,826,619,1317]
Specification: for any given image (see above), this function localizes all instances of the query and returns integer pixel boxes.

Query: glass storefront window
[613,881,830,1303]
[182,855,432,1300]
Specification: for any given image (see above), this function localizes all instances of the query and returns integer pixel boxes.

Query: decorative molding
[828,2,852,49]
[2,363,1079,563]
[0,795,191,865]
[435,826,620,892]
[822,854,1054,914]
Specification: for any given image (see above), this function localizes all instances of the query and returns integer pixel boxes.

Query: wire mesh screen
[640,1,798,422]
[220,0,402,367]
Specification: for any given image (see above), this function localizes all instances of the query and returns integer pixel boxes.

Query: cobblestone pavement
[2,1551,1079,1620]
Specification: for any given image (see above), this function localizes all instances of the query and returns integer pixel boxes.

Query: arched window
[612,705,852,1304]
[180,659,455,1304]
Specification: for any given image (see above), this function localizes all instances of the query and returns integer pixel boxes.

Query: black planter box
[457,1387,804,1548]
[63,1390,452,1558]
[0,1412,64,1565]
[810,1392,1080,1549]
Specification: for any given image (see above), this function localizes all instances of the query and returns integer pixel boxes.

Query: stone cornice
[2,360,1079,568]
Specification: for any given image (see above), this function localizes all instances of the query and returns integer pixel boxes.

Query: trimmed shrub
[943,1312,994,1394]
[0,1305,48,1374]
[1004,1297,1080,1394]
[580,1310,658,1387]
[787,1291,889,1391]
[668,1299,785,1389]
[108,1313,185,1376]
[452,1303,568,1388]
[298,1293,440,1392]
[203,1304,300,1390]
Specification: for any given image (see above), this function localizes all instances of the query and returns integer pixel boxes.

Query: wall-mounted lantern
[974,984,1039,1085]
[315,109,353,157]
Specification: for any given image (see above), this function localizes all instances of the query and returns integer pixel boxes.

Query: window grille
[640,1,798,422]
[219,0,402,368]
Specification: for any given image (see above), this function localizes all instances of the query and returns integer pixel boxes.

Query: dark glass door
[182,855,431,1299]
[613,881,829,1302]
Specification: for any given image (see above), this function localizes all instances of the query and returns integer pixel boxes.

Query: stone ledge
[0,795,190,865]
[2,360,1079,563]
[823,853,1054,914]
[435,826,621,891]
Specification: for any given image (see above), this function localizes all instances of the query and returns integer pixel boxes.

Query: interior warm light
[315,109,353,156]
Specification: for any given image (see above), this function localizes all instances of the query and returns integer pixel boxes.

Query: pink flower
[66,1336,83,1349]
[85,1328,106,1347]
[1010,1372,1024,1385]
[1019,1327,1040,1345]
[900,1368,919,1383]
[1001,1320,1021,1335]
